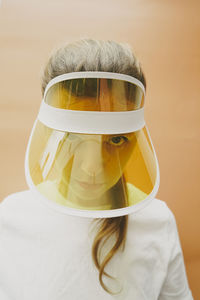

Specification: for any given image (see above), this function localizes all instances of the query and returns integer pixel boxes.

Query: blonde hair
[41,38,146,294]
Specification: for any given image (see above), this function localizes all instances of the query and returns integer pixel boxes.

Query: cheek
[105,143,134,174]
[119,147,133,166]
[102,149,122,178]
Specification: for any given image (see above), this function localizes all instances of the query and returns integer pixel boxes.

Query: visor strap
[38,101,145,134]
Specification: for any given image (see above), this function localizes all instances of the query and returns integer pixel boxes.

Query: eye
[109,136,128,146]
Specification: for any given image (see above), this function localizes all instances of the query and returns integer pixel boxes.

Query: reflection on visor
[45,78,144,111]
[27,120,157,211]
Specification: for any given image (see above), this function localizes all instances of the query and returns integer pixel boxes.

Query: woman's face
[58,131,136,201]
[53,95,137,201]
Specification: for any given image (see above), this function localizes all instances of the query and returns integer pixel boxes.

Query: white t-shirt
[0,190,193,300]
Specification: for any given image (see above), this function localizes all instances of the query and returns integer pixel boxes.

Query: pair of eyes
[67,134,129,147]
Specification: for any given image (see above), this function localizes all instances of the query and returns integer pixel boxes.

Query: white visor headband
[38,72,146,134]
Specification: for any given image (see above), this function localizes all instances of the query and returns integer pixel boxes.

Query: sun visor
[25,72,159,218]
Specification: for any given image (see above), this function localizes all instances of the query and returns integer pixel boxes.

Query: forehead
[67,132,136,140]
[45,78,144,112]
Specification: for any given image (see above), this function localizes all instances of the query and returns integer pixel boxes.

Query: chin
[70,184,107,200]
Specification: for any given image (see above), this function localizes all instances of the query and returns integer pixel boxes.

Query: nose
[79,140,103,177]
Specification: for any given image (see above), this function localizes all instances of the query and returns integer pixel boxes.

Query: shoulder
[1,190,33,203]
[126,198,179,268]
[1,190,38,213]
[0,190,50,228]
[0,190,91,232]
[129,197,174,222]
[127,198,176,241]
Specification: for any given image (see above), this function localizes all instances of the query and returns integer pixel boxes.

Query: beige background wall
[0,0,199,298]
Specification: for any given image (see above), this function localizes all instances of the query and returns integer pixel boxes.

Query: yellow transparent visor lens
[45,78,144,111]
[27,120,157,211]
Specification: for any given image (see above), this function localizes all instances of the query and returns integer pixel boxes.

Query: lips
[75,180,104,189]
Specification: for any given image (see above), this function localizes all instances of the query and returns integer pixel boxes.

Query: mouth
[75,180,104,189]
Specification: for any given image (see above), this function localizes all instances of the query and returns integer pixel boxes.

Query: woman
[0,39,193,299]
